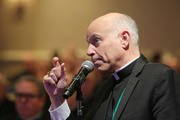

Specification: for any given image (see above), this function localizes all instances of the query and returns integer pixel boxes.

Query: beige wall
[0,0,180,61]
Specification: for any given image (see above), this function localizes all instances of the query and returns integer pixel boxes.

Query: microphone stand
[77,86,83,120]
[76,74,85,120]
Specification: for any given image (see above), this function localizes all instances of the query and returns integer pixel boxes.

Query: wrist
[50,95,65,110]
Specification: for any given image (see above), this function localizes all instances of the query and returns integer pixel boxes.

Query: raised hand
[43,57,67,109]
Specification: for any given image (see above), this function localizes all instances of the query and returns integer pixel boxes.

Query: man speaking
[43,13,180,120]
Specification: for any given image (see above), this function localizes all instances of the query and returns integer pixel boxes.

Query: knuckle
[52,67,57,72]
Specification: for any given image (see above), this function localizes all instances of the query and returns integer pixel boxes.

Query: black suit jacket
[69,55,180,120]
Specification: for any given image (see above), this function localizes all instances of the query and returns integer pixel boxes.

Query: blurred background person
[150,51,180,74]
[9,55,38,84]
[3,75,51,120]
[0,73,16,119]
[162,53,180,74]
[150,50,162,63]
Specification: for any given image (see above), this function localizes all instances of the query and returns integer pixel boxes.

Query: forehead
[87,18,114,40]
[16,81,38,93]
[88,18,112,32]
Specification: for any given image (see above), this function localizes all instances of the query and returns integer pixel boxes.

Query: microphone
[63,60,94,99]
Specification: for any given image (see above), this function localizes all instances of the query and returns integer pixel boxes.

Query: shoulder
[138,62,180,89]
[142,62,176,77]
[144,62,171,71]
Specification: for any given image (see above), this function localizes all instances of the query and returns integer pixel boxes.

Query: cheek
[101,41,117,59]
[107,43,122,59]
[102,47,117,62]
[29,99,41,107]
[96,41,121,62]
[96,46,109,61]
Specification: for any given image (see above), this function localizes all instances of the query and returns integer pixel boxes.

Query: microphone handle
[63,74,86,99]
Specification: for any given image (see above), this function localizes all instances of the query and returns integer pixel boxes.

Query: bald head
[86,13,140,72]
[88,13,139,46]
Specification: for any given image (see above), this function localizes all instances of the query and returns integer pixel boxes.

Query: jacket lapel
[113,55,148,120]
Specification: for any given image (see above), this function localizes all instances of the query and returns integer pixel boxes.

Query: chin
[97,66,111,73]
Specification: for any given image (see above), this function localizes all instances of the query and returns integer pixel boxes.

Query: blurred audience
[3,75,51,120]
[162,53,180,74]
[9,55,38,84]
[150,51,162,63]
[0,73,16,119]
[62,46,80,81]
[150,51,180,74]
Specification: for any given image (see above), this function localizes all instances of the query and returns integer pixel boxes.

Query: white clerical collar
[113,56,140,80]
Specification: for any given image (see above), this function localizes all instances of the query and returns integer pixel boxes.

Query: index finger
[52,57,60,67]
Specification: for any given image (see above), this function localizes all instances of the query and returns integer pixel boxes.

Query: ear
[119,31,130,50]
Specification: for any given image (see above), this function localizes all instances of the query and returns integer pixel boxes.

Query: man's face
[86,19,124,73]
[15,81,45,119]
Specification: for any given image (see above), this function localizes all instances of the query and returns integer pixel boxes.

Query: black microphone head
[82,60,94,72]
[63,60,94,99]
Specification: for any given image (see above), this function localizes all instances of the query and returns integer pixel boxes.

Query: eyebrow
[87,33,102,42]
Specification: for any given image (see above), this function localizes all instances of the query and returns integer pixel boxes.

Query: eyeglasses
[15,93,40,100]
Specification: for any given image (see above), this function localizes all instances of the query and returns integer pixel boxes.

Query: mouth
[92,58,103,65]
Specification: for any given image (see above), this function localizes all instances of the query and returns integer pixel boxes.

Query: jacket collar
[112,54,148,120]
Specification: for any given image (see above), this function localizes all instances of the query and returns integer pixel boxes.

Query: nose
[17,97,28,103]
[87,44,95,56]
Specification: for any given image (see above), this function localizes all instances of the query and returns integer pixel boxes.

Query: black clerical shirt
[106,57,138,120]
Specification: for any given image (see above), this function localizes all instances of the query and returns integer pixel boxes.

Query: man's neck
[115,55,140,72]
